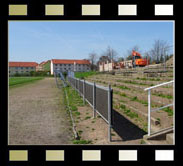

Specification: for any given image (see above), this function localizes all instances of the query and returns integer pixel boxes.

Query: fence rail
[144,80,174,136]
[68,76,113,141]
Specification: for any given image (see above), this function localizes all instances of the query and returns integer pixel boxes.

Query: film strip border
[7,3,174,17]
[7,149,176,162]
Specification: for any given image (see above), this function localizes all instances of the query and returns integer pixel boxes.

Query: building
[50,59,91,75]
[99,61,114,72]
[36,60,50,72]
[9,62,38,76]
[99,60,133,72]
[119,60,133,68]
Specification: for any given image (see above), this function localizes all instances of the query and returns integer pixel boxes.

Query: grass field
[9,77,44,87]
[74,71,98,79]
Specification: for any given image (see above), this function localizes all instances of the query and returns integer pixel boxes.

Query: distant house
[36,60,51,72]
[50,59,91,75]
[99,61,114,72]
[9,62,38,76]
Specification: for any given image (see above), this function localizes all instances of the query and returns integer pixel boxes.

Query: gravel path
[9,77,73,145]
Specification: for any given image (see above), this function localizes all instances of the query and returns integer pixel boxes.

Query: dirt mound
[166,56,173,66]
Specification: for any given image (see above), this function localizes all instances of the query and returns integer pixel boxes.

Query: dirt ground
[75,105,145,145]
[87,74,173,131]
[9,77,73,145]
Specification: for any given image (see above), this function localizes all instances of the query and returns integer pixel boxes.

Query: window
[16,67,18,69]
[60,64,62,66]
[31,67,33,69]
[26,67,29,69]
[64,64,66,66]
[69,64,71,66]
[26,71,29,72]
[55,64,57,66]
[21,67,23,69]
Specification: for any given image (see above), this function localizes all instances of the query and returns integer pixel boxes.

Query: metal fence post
[78,79,80,95]
[93,82,96,118]
[148,89,151,136]
[83,79,85,104]
[108,84,112,142]
[78,79,79,93]
[75,78,77,90]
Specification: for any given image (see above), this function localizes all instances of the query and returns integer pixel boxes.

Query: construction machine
[132,50,149,67]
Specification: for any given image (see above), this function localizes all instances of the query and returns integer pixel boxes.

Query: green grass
[162,107,173,116]
[130,96,148,106]
[156,118,161,122]
[123,80,147,86]
[131,96,138,101]
[65,86,84,108]
[118,104,139,119]
[117,85,131,90]
[9,77,43,87]
[136,77,161,81]
[114,102,148,132]
[152,93,173,99]
[73,139,92,144]
[114,91,148,106]
[43,61,51,71]
[140,139,146,144]
[85,116,91,120]
[74,71,98,79]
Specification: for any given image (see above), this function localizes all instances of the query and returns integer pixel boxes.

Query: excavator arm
[132,50,142,59]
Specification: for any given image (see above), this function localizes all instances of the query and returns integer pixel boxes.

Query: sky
[9,21,174,63]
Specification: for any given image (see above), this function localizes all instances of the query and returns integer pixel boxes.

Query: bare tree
[150,40,170,64]
[98,55,110,63]
[88,52,98,71]
[102,46,118,62]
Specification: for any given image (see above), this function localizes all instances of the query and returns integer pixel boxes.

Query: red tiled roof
[39,60,50,65]
[52,59,90,65]
[9,62,38,67]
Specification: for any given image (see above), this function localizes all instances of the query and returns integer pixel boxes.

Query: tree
[102,46,118,62]
[88,52,98,71]
[149,40,170,64]
[117,57,124,62]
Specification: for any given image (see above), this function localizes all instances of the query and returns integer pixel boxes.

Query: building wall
[51,61,54,75]
[99,64,104,72]
[99,61,113,72]
[51,61,91,75]
[9,66,36,76]
[123,60,133,68]
[99,60,133,72]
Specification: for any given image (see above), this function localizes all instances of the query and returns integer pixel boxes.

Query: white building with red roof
[51,59,91,75]
[9,62,38,76]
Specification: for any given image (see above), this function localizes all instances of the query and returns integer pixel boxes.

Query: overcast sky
[9,21,174,63]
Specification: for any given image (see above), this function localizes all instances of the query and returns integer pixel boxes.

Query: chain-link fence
[68,76,113,141]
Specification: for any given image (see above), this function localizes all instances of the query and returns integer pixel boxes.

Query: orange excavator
[132,50,149,67]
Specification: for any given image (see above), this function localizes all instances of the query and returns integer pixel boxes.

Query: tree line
[88,39,173,70]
